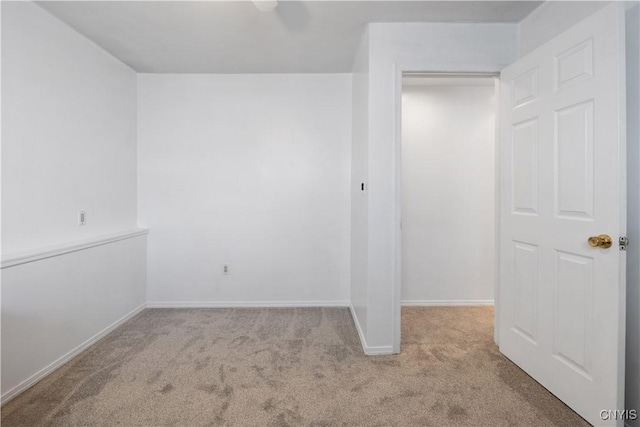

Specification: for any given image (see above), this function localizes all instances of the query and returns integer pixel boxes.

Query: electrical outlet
[223,264,230,275]
[78,210,86,226]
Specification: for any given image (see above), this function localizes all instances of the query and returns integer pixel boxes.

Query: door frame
[391,62,504,354]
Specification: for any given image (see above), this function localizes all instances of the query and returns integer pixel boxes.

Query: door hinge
[619,236,629,251]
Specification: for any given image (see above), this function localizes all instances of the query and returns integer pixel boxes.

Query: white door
[499,4,626,426]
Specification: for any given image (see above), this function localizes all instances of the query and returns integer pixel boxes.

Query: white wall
[518,1,640,417]
[353,23,518,352]
[350,29,370,340]
[1,235,147,402]
[138,74,352,306]
[518,1,610,57]
[1,2,138,254]
[401,83,495,304]
[1,2,145,402]
[626,3,640,423]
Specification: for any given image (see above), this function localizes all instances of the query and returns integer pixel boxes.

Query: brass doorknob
[588,234,613,249]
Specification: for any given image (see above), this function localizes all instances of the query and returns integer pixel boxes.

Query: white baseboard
[348,305,394,356]
[1,303,147,406]
[146,300,350,308]
[401,300,494,307]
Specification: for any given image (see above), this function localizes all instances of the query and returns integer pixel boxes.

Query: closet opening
[398,73,499,352]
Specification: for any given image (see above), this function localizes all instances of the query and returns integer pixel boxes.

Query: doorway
[393,72,500,353]
[398,73,500,351]
[401,74,498,305]
[391,6,631,424]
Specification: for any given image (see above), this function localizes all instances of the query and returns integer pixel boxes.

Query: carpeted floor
[1,307,588,426]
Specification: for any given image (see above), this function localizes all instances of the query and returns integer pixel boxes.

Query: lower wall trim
[146,300,350,308]
[401,300,494,306]
[348,305,394,356]
[1,303,146,406]
[1,228,148,269]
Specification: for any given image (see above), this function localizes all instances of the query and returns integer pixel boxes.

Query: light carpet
[1,306,588,426]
